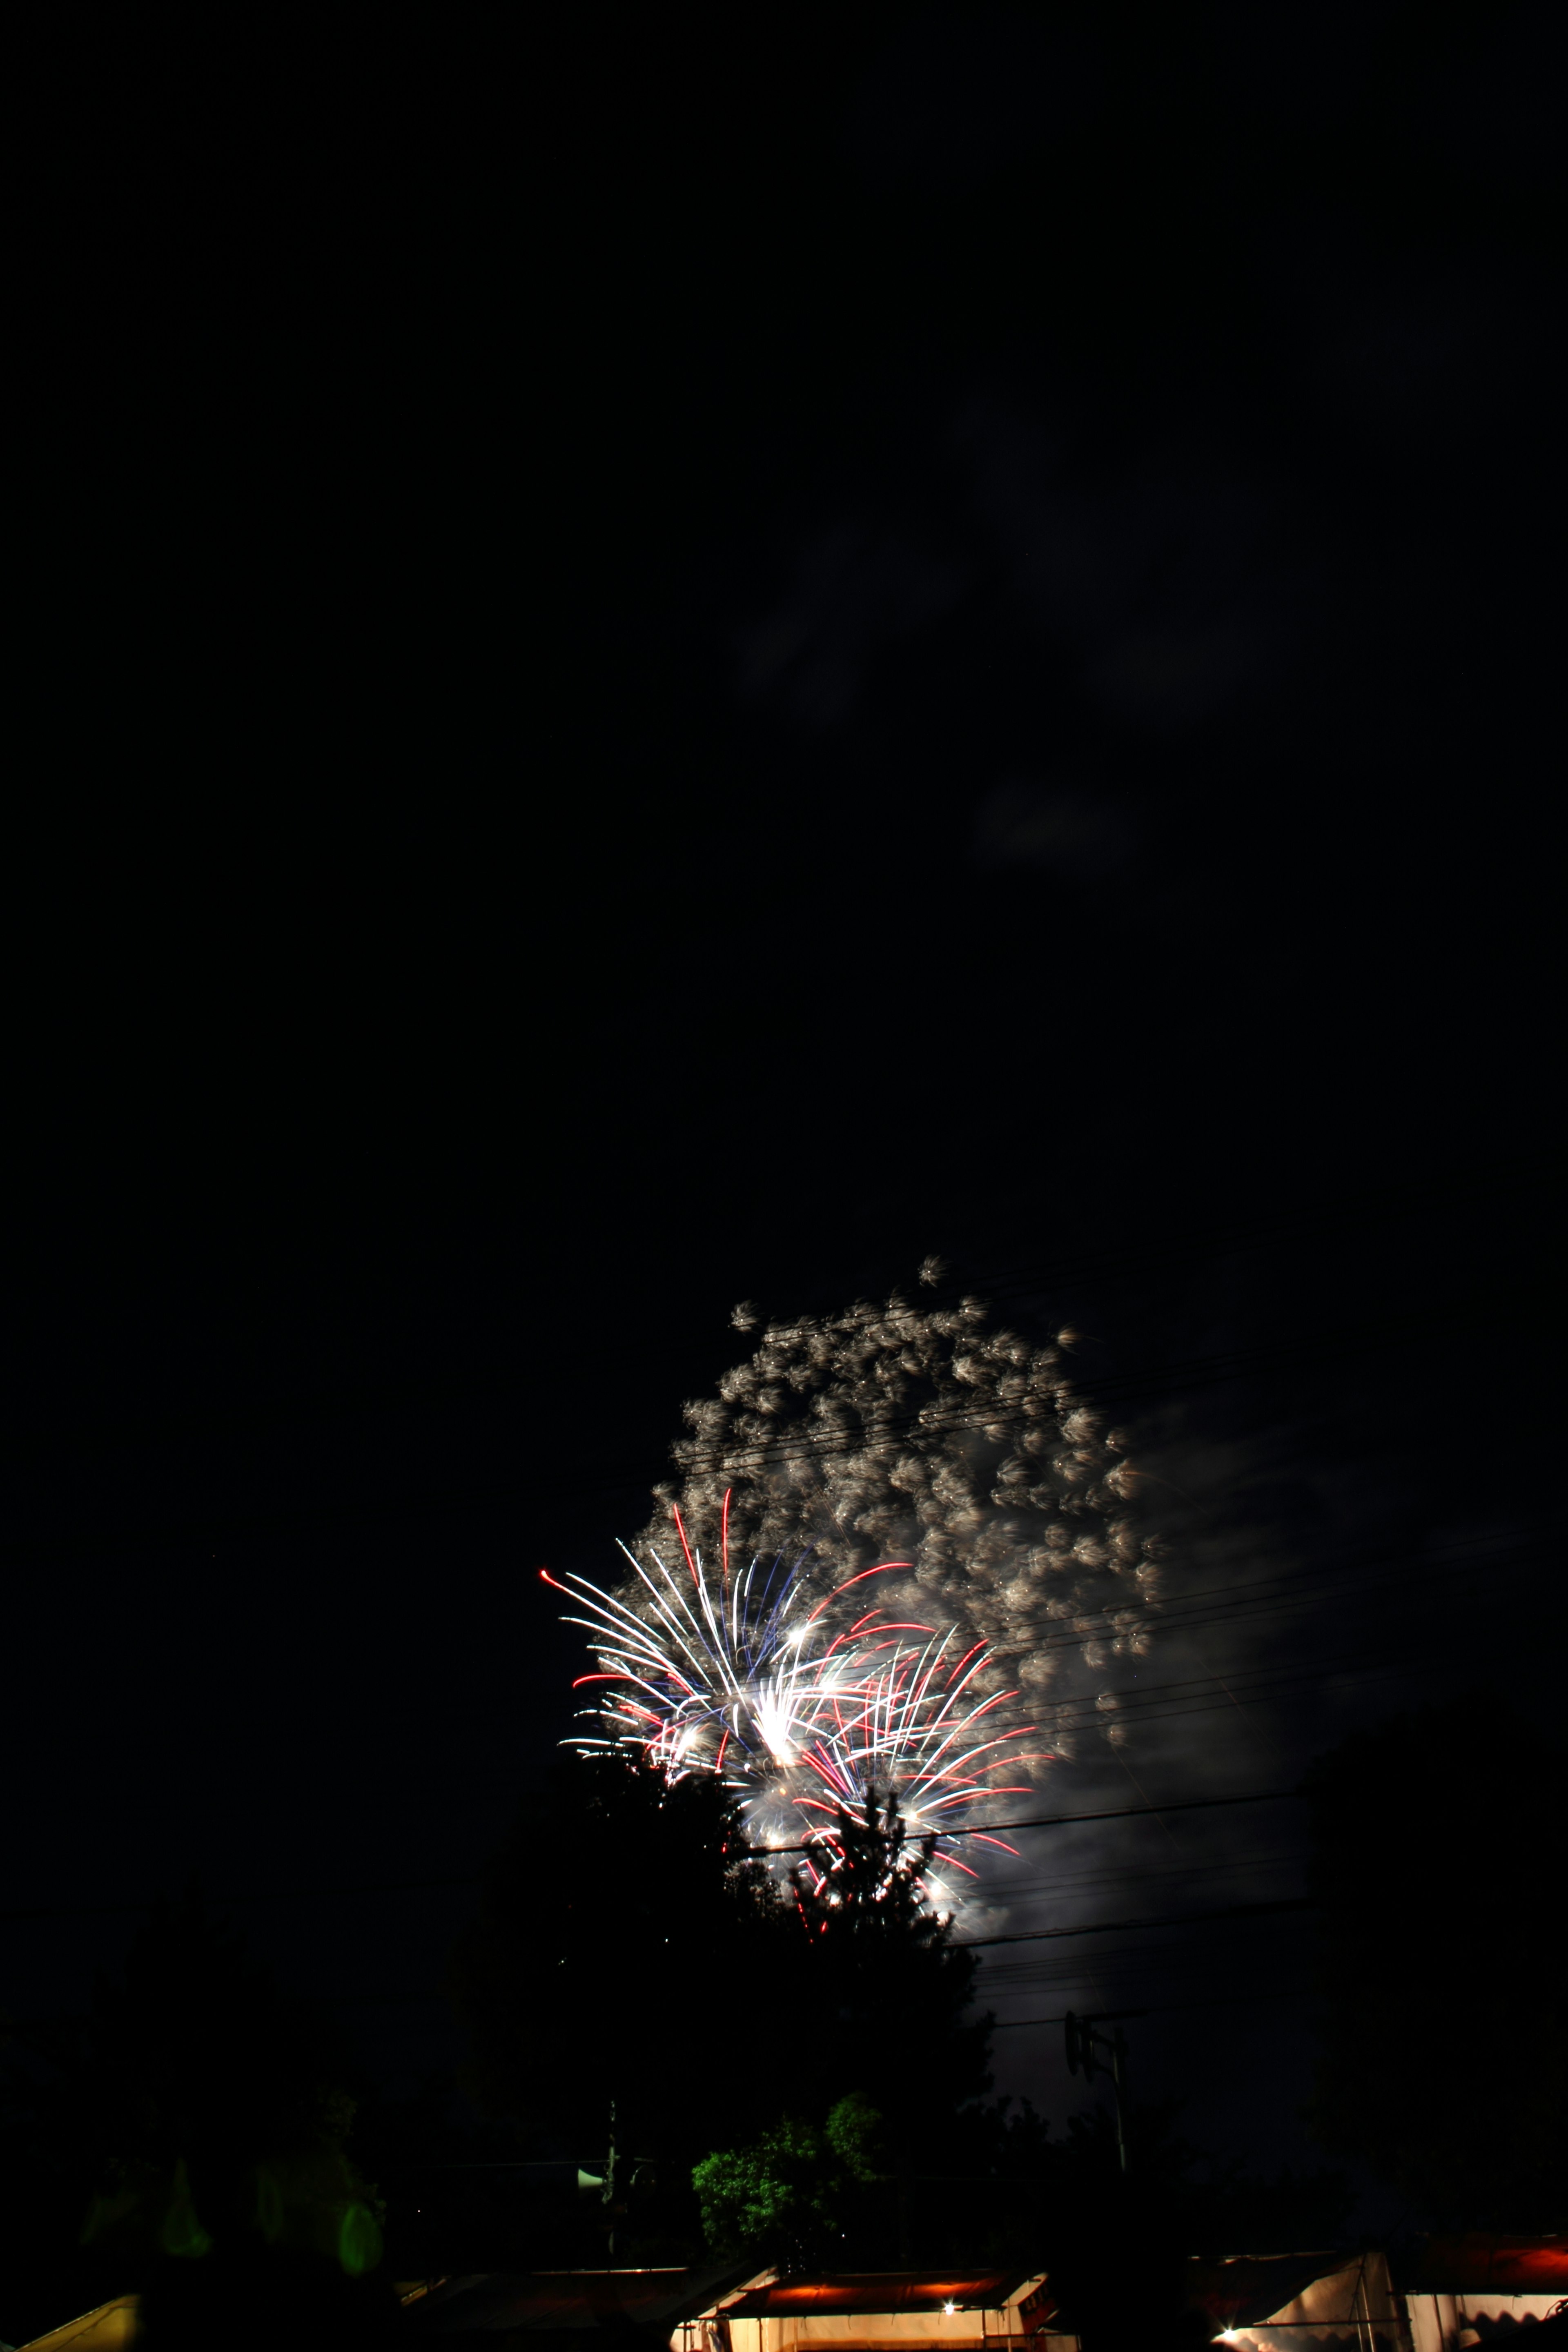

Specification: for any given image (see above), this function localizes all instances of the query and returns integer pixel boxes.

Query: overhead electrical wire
[956,1893,1315,1949]
[4,1162,1545,2053]
[744,1784,1303,1858]
[0,1783,1304,1924]
[990,1983,1313,2030]
[972,1847,1303,1904]
[651,1294,1518,1484]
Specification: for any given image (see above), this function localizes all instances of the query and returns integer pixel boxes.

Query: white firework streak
[545,1500,1056,1902]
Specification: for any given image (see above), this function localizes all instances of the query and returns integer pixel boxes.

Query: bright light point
[943,2305,957,2317]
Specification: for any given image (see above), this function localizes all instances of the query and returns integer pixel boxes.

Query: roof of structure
[404,2259,765,2339]
[13,2297,140,2352]
[1395,2238,1568,2296]
[724,2270,1038,2318]
[1187,2255,1354,2330]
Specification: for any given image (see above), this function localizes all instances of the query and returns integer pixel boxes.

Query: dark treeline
[3,1711,1563,2346]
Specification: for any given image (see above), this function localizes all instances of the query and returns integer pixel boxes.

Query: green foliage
[336,2199,385,2278]
[452,1766,994,2261]
[80,2156,213,2263]
[1304,1697,1568,2227]
[693,2095,883,2259]
[823,2090,882,2178]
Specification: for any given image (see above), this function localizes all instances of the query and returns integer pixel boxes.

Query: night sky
[8,4,1563,2209]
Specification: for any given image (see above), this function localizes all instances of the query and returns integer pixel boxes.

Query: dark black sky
[7,3,1563,2191]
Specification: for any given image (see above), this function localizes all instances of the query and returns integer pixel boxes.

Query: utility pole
[1064,2011,1142,2176]
[602,2100,618,2265]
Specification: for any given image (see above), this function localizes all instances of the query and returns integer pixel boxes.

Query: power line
[956,1895,1314,1950]
[970,1849,1303,1904]
[0,1786,1304,1926]
[744,1784,1303,1858]
[990,1984,1312,2029]
[657,1294,1508,1484]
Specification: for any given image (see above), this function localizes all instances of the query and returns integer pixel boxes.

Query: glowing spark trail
[549,1513,1054,1903]
[641,1279,1161,1736]
[555,1278,1163,1905]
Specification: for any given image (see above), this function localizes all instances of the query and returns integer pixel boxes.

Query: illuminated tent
[1189,2244,1568,2352]
[401,2265,1063,2352]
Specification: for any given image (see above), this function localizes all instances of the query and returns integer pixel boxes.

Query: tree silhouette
[786,1787,991,2138]
[451,1762,995,2258]
[450,1752,786,2185]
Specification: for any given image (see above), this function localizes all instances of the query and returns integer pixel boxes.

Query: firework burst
[552,1279,1162,1910]
[639,1281,1161,1742]
[548,1494,1055,1904]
